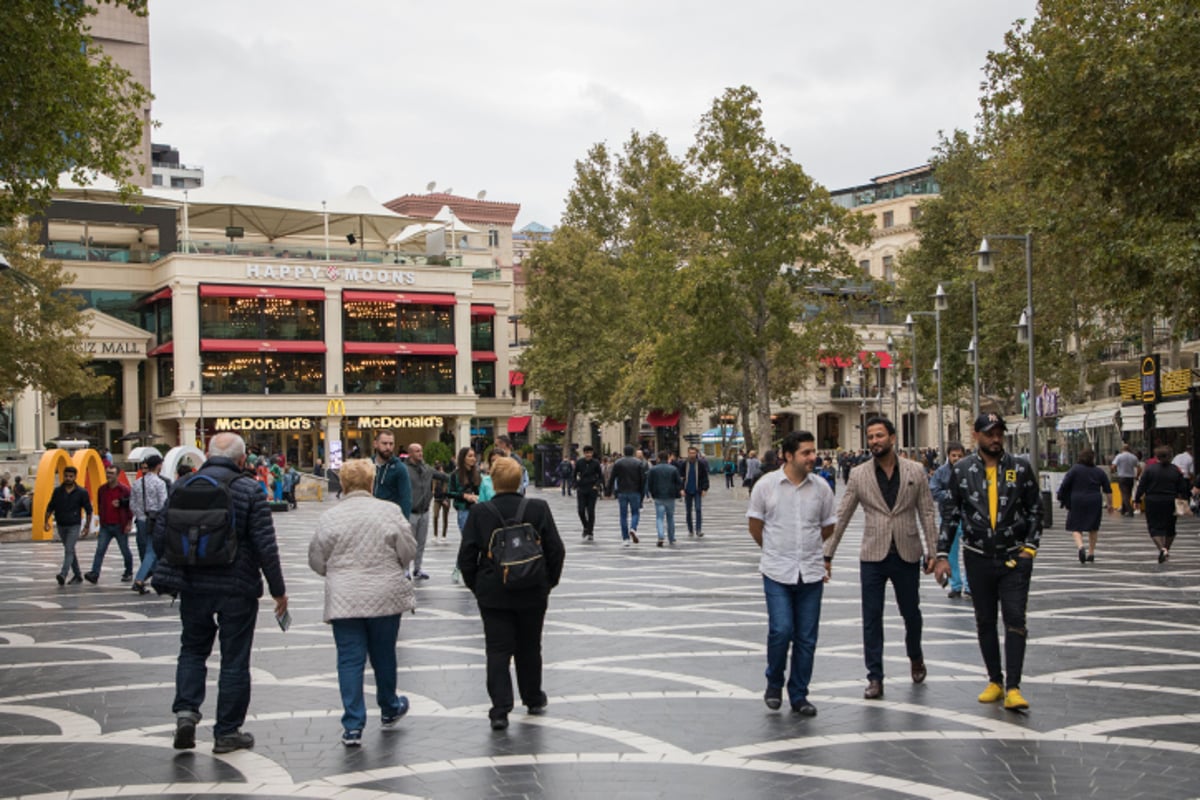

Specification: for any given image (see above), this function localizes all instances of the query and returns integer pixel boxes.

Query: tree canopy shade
[0,226,99,401]
[521,87,870,452]
[0,0,152,224]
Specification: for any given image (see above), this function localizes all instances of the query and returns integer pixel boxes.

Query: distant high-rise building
[88,2,153,187]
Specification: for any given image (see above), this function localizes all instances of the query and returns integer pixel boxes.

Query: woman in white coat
[309,459,417,746]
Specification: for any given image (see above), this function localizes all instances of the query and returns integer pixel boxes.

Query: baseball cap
[974,413,1007,433]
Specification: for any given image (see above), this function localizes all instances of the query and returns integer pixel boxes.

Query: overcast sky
[147,0,1039,228]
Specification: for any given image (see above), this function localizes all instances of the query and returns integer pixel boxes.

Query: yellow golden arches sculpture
[31,448,106,541]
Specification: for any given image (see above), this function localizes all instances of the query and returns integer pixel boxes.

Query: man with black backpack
[152,432,288,755]
[457,456,565,731]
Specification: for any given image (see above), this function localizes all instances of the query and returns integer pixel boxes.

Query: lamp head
[932,358,941,375]
[975,238,993,272]
[904,313,915,333]
[965,337,976,366]
[886,334,896,352]
[1015,310,1029,345]
[932,283,949,312]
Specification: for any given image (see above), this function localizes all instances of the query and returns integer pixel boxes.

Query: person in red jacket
[85,465,133,584]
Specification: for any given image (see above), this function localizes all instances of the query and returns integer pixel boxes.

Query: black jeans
[1118,477,1135,514]
[478,604,547,718]
[173,592,259,736]
[859,550,923,682]
[577,489,598,535]
[964,551,1032,690]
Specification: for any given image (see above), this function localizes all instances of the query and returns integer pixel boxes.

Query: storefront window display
[400,356,455,394]
[200,296,323,340]
[344,355,455,394]
[343,301,453,345]
[202,353,324,394]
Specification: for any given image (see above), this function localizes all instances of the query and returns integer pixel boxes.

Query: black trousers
[859,551,923,682]
[577,489,598,534]
[964,551,1032,689]
[478,604,547,718]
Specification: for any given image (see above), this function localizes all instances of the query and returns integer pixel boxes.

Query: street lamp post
[904,315,920,451]
[907,283,947,460]
[857,362,867,450]
[887,334,900,429]
[977,233,1037,473]
[970,280,980,418]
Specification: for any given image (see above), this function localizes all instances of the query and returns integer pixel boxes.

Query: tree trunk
[739,365,754,454]
[752,354,773,455]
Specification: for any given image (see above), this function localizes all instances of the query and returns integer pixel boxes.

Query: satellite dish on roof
[426,181,436,192]
[477,190,487,200]
[444,187,453,195]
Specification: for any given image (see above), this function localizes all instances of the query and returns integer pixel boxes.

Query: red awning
[147,341,174,356]
[344,342,457,356]
[819,350,893,369]
[470,304,496,316]
[541,417,567,432]
[143,287,172,304]
[342,290,456,305]
[472,351,498,362]
[200,339,328,353]
[509,370,525,386]
[199,285,326,301]
[507,416,531,434]
[647,410,681,427]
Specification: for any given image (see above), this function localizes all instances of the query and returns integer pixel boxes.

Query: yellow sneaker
[1004,688,1029,710]
[977,682,1004,703]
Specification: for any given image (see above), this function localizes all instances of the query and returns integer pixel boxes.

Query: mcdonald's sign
[327,398,347,416]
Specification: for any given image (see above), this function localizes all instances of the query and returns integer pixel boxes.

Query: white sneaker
[623,541,631,548]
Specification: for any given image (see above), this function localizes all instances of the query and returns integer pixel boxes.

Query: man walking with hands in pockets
[747,431,837,717]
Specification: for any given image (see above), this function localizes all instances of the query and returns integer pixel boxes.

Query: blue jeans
[173,592,259,736]
[860,551,924,682]
[331,615,403,732]
[763,575,824,706]
[684,492,703,533]
[617,492,642,540]
[90,523,133,576]
[134,545,157,583]
[654,499,676,542]
[134,517,151,561]
[57,524,82,579]
[949,525,970,593]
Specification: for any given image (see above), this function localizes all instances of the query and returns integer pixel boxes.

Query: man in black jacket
[934,414,1041,712]
[676,446,710,537]
[611,445,648,546]
[457,456,565,730]
[153,432,288,754]
[573,445,604,541]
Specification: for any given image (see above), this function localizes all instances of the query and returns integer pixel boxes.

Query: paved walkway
[1,481,1198,799]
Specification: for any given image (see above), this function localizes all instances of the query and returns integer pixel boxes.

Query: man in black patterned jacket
[934,413,1042,713]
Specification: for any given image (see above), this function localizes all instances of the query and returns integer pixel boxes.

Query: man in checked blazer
[824,416,938,700]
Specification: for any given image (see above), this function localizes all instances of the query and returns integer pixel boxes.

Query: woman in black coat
[457,456,565,731]
[1057,449,1113,564]
[1133,445,1190,563]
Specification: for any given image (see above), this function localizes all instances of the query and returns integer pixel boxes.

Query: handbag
[1174,498,1189,517]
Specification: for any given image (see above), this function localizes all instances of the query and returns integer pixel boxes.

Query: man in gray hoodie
[406,443,449,581]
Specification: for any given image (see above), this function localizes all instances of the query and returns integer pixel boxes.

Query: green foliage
[423,440,454,470]
[0,226,101,400]
[0,0,153,224]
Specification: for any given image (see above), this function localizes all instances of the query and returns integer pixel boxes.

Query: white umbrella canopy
[325,185,415,245]
[387,221,444,245]
[432,204,479,233]
[149,175,326,241]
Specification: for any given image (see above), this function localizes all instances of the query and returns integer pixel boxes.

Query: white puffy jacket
[308,491,417,622]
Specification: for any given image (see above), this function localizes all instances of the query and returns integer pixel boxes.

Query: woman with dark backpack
[457,457,565,731]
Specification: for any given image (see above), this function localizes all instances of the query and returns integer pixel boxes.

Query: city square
[1,485,1197,799]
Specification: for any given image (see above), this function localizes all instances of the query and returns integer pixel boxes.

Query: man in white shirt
[1171,447,1193,480]
[747,430,837,717]
[1111,443,1140,516]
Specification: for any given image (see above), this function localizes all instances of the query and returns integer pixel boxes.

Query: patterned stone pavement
[1,479,1198,799]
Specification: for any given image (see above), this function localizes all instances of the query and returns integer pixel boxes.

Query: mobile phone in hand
[276,609,292,631]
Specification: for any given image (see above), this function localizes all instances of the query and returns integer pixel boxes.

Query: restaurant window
[156,299,173,343]
[157,357,174,396]
[400,356,455,394]
[200,353,324,395]
[471,316,494,351]
[399,305,453,344]
[201,297,323,339]
[343,301,397,343]
[344,355,399,394]
[473,362,496,398]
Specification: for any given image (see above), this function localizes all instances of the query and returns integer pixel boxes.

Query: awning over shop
[471,351,498,362]
[147,341,174,356]
[470,304,496,316]
[1056,412,1090,432]
[647,410,681,427]
[199,285,326,301]
[509,370,525,386]
[1120,399,1189,432]
[542,417,567,432]
[201,339,327,353]
[819,350,894,369]
[343,342,457,356]
[507,416,531,434]
[342,290,456,305]
[1086,410,1119,429]
[143,287,172,304]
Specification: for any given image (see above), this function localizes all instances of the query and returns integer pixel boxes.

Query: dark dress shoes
[911,661,927,684]
[864,680,884,700]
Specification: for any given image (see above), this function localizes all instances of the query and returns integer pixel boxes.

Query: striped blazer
[824,456,938,563]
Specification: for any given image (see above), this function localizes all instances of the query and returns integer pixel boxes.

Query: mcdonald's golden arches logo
[326,398,347,416]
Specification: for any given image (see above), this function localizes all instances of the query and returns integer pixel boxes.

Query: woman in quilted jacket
[308,459,418,747]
